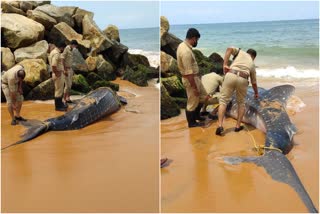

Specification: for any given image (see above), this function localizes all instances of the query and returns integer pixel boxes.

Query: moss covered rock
[103,24,120,42]
[128,53,150,67]
[92,80,119,91]
[96,55,116,81]
[136,64,159,79]
[160,51,180,77]
[161,84,180,120]
[192,49,215,76]
[86,72,103,85]
[122,66,148,87]
[172,96,187,109]
[72,74,91,93]
[161,75,186,98]
[25,78,54,100]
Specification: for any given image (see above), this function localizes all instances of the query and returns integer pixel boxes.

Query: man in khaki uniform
[216,47,259,135]
[1,64,27,125]
[177,28,207,128]
[62,40,78,103]
[48,41,68,111]
[201,71,224,118]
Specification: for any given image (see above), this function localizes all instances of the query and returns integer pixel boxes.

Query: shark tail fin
[1,120,50,151]
[223,151,318,213]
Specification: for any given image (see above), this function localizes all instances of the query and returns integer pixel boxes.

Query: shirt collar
[184,40,193,50]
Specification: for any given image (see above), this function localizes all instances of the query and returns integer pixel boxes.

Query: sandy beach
[1,79,159,212]
[161,78,319,212]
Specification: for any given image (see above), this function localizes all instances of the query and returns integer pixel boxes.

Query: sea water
[169,19,319,79]
[120,27,159,68]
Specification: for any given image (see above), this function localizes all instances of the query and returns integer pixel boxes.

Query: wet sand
[1,79,159,212]
[161,78,319,212]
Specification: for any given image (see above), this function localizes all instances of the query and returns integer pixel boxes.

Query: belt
[2,82,8,85]
[230,70,249,80]
[182,73,199,78]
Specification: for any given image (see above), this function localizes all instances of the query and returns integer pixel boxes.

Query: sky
[52,1,159,29]
[161,1,319,25]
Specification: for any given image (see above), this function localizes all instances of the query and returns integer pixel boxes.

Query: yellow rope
[243,124,282,155]
[211,102,282,155]
[41,121,50,131]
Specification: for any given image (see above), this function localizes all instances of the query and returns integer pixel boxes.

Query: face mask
[192,41,198,47]
[192,38,198,47]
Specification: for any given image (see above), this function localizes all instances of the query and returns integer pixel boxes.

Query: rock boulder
[18,59,49,88]
[1,13,45,49]
[96,55,116,81]
[49,22,91,56]
[1,48,15,71]
[161,76,186,98]
[72,48,89,74]
[103,24,120,42]
[35,4,75,27]
[1,2,26,15]
[25,78,54,100]
[161,84,180,120]
[82,15,113,53]
[72,74,91,93]
[26,9,57,31]
[14,40,49,63]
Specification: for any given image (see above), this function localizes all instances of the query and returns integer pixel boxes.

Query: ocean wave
[256,66,320,79]
[128,49,159,68]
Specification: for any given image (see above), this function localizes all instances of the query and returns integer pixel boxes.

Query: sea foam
[256,66,319,79]
[128,49,160,68]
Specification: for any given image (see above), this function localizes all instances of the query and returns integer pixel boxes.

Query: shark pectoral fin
[118,95,128,105]
[223,156,260,165]
[223,151,317,213]
[71,114,79,124]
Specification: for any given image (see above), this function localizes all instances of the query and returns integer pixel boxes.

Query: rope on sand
[243,124,282,155]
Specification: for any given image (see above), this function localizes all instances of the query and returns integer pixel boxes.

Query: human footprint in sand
[1,65,27,125]
[216,47,259,136]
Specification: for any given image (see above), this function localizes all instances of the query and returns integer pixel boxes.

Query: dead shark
[223,85,318,213]
[2,87,125,151]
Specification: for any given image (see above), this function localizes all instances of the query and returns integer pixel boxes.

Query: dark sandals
[215,126,224,136]
[15,116,27,121]
[235,125,244,132]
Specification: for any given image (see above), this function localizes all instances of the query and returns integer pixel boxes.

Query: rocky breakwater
[1,1,159,102]
[160,16,225,119]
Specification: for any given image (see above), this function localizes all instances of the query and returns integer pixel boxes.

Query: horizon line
[168,18,318,26]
